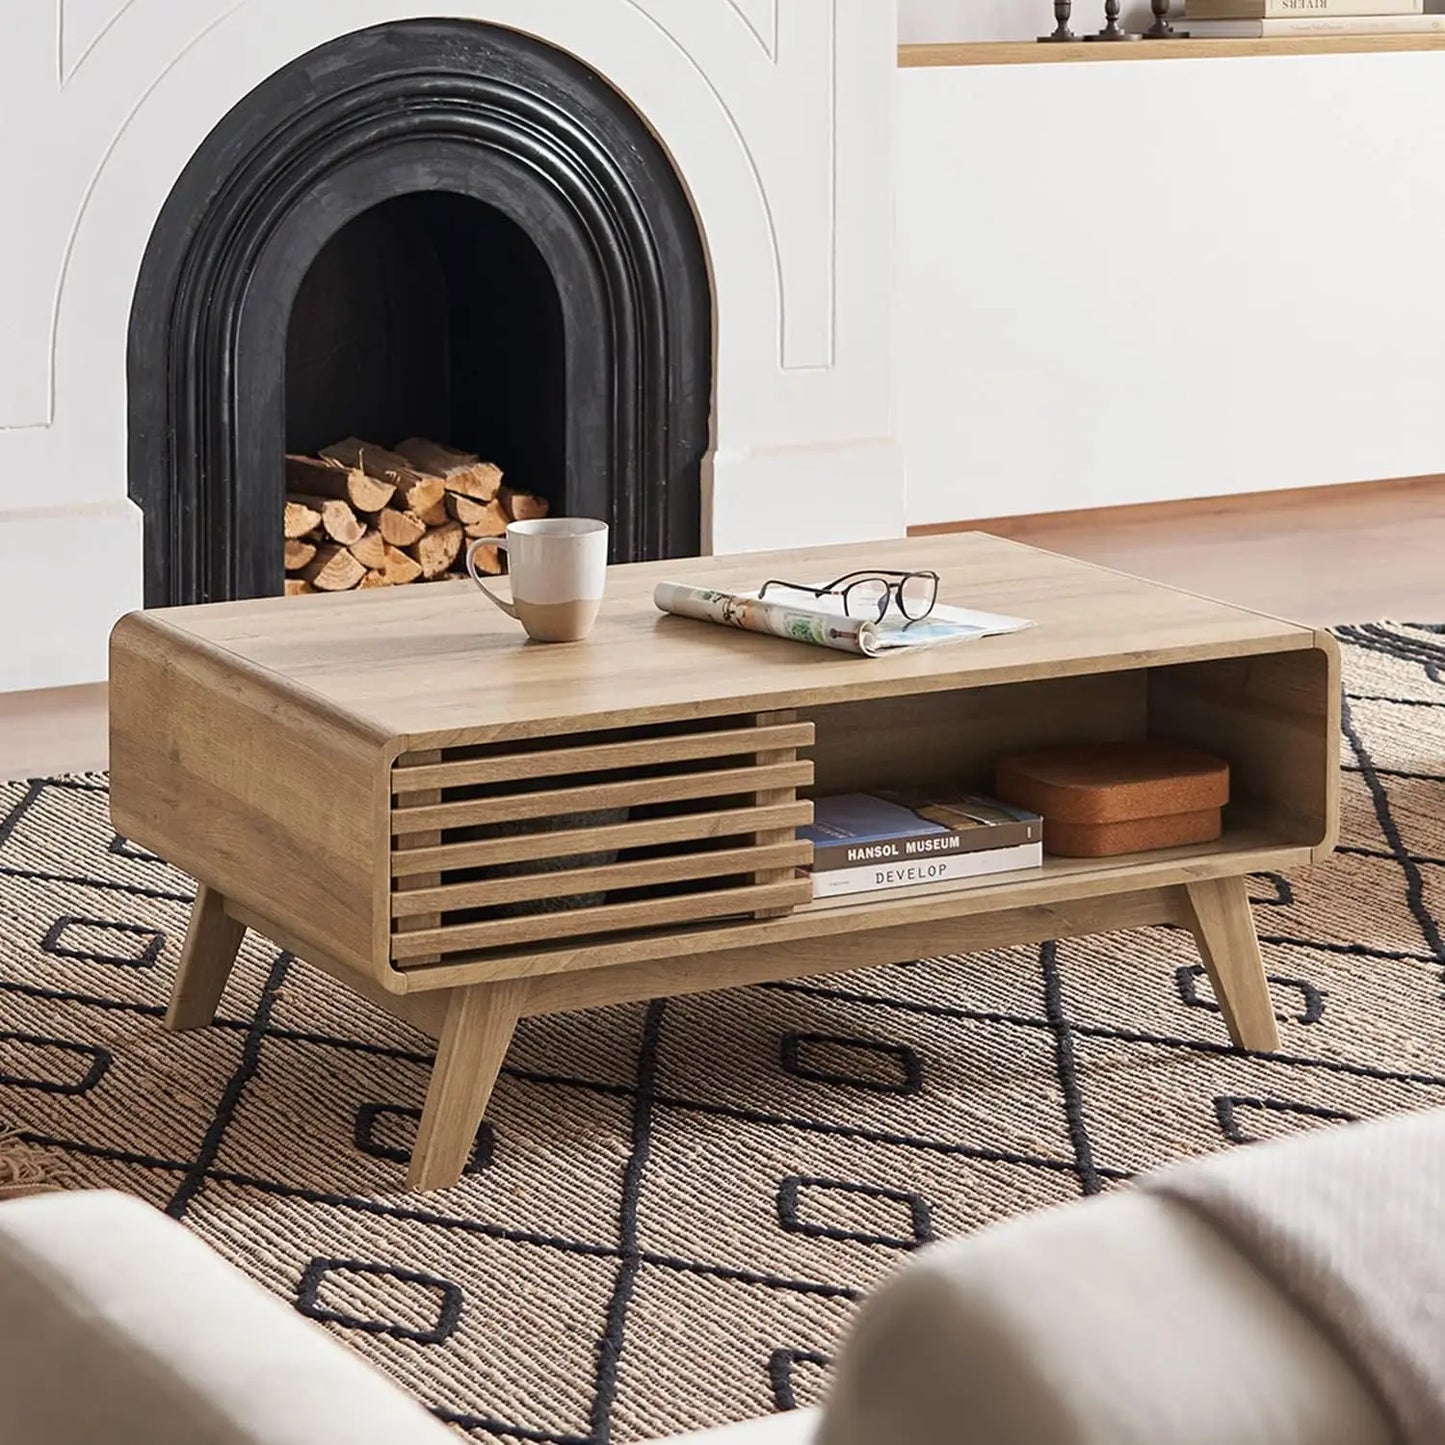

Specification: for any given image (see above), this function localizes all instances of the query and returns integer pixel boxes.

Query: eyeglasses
[758,569,940,623]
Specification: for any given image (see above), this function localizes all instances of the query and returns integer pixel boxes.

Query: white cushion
[815,1190,1392,1445]
[0,1189,455,1445]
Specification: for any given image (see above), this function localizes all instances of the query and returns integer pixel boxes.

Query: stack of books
[1183,0,1445,38]
[801,792,1043,902]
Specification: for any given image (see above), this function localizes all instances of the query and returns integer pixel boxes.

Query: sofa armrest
[0,1189,456,1445]
[814,1191,1392,1445]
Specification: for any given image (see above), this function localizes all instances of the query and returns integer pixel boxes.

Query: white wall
[897,50,1445,525]
[900,0,1154,43]
[0,0,901,693]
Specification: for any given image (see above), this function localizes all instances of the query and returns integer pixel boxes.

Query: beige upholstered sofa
[2,1108,1424,1445]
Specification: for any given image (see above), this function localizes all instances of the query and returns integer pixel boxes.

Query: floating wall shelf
[899,35,1445,67]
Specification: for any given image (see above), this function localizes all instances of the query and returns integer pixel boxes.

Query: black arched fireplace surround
[128,19,711,607]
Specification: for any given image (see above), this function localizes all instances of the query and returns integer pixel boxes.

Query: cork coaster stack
[994,740,1230,858]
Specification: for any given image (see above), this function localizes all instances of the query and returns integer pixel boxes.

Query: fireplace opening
[280,192,567,593]
[285,194,564,501]
[128,19,711,607]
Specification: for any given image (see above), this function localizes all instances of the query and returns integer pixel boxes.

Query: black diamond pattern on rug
[41,915,166,970]
[297,1257,467,1346]
[1,622,1443,1443]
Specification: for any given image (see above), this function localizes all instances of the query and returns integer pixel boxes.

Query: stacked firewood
[282,436,549,595]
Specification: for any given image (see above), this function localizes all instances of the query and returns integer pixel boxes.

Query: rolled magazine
[653,582,1031,657]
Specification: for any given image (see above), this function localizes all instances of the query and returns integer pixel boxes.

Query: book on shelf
[1185,0,1422,17]
[1184,12,1444,30]
[803,853,1048,910]
[809,840,1044,901]
[801,791,1043,901]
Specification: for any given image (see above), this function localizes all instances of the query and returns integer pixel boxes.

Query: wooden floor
[0,681,108,786]
[914,475,1445,627]
[3,476,1443,784]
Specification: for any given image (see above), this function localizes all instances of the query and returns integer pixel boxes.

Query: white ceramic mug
[465,517,609,643]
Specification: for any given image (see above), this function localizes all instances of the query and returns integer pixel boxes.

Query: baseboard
[907,474,1445,538]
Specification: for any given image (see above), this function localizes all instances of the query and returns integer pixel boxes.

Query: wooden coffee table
[109,534,1339,1190]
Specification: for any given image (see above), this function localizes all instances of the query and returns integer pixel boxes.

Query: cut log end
[468,543,503,575]
[379,544,423,586]
[348,529,388,571]
[289,493,365,546]
[411,494,450,527]
[501,488,550,522]
[284,538,318,572]
[409,520,465,579]
[451,495,510,534]
[283,500,322,539]
[299,543,367,592]
[379,509,428,548]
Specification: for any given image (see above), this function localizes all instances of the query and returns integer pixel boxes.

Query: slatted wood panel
[752,709,803,919]
[388,717,815,967]
[394,748,443,967]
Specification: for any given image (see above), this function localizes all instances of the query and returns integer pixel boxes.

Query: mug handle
[465,536,516,618]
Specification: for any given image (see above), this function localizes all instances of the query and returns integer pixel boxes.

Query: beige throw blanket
[1144,1109,1445,1445]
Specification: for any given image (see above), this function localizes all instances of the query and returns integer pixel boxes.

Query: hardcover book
[1185,0,1421,16]
[1182,13,1445,31]
[810,839,1044,901]
[801,792,1043,875]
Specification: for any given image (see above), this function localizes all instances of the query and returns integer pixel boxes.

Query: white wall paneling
[897,51,1445,525]
[0,0,902,691]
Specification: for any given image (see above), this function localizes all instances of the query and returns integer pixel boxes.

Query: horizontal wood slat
[392,723,814,793]
[388,801,815,878]
[389,761,813,834]
[390,840,812,917]
[390,879,811,961]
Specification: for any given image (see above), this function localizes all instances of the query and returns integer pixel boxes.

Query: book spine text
[811,841,1043,899]
[810,820,1040,873]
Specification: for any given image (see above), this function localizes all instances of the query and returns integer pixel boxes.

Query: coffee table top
[134,533,1318,743]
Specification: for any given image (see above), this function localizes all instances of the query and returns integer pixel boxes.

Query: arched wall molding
[6,0,884,442]
[128,19,710,603]
[724,0,780,59]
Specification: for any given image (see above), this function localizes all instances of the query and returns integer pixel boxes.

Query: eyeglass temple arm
[760,578,835,597]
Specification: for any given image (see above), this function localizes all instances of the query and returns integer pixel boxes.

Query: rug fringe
[0,1127,73,1200]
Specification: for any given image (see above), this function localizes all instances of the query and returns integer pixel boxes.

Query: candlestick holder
[1084,0,1141,40]
[1038,0,1077,41]
[1143,0,1188,37]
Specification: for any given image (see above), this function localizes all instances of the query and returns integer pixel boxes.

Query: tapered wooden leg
[165,884,246,1032]
[1182,876,1280,1052]
[408,980,526,1191]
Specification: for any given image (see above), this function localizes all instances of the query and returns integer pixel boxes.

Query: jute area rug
[1,622,1443,1444]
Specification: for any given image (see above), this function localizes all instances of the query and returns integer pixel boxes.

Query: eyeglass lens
[897,572,938,620]
[843,578,889,619]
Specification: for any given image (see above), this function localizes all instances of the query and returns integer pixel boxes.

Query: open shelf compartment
[795,643,1336,898]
